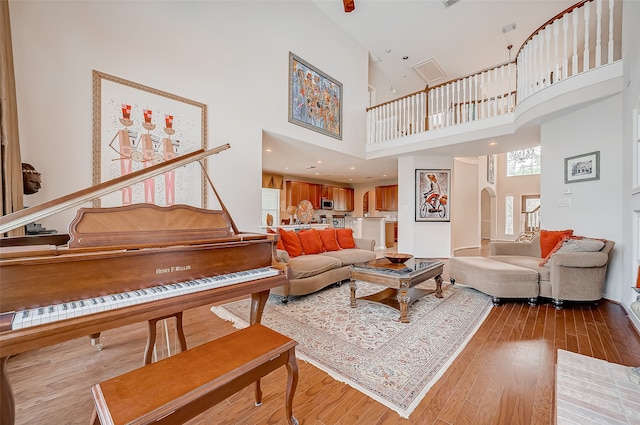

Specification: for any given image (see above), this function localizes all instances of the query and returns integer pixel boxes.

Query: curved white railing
[366,0,622,145]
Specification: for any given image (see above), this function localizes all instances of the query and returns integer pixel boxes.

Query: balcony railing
[366,0,622,145]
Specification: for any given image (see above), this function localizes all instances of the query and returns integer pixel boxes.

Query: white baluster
[474,73,478,120]
[583,1,590,72]
[552,21,558,84]
[608,0,614,63]
[595,0,602,67]
[447,83,451,127]
[481,71,487,119]
[545,28,551,87]
[562,15,568,81]
[429,89,434,129]
[572,9,578,76]
[382,103,387,141]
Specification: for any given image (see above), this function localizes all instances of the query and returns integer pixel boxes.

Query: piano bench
[90,324,299,425]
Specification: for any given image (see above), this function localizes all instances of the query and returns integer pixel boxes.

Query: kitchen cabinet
[375,185,398,211]
[286,180,322,209]
[321,185,333,200]
[385,222,396,248]
[288,181,353,211]
[332,187,354,211]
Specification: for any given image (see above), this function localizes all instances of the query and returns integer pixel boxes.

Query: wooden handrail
[366,86,428,111]
[515,0,590,58]
[426,60,515,93]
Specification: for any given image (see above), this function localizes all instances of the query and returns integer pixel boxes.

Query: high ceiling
[263,0,577,185]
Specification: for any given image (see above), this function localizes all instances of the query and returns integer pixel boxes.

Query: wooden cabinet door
[322,185,333,200]
[375,185,398,211]
[299,182,310,204]
[375,186,384,210]
[391,185,398,210]
[286,181,301,208]
[345,188,354,211]
[310,184,322,209]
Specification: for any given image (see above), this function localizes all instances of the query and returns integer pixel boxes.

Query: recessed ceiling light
[489,141,498,146]
[385,48,392,53]
[350,166,356,170]
[317,160,322,164]
[265,148,272,152]
[372,56,382,64]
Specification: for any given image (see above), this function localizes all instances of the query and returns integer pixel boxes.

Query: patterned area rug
[211,281,492,418]
[556,349,640,424]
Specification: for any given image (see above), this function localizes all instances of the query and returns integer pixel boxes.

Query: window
[521,195,540,212]
[506,146,541,176]
[261,188,280,227]
[505,195,514,235]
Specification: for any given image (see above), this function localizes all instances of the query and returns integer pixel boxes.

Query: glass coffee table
[349,258,445,323]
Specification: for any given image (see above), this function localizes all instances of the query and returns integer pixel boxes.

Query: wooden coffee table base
[349,259,444,323]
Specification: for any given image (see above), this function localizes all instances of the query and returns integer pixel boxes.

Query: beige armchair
[489,235,615,309]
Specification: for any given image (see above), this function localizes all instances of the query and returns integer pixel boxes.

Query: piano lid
[0,144,230,235]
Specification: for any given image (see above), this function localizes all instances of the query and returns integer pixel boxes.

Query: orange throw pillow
[336,228,357,249]
[318,228,341,252]
[539,229,573,258]
[278,228,303,257]
[298,229,325,254]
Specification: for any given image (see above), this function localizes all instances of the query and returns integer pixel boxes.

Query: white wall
[621,0,640,328]
[540,94,623,301]
[452,157,479,250]
[9,0,368,233]
[398,155,453,258]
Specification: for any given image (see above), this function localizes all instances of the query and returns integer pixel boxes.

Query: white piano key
[12,267,279,330]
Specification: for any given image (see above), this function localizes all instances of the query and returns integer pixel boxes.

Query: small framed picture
[564,151,600,183]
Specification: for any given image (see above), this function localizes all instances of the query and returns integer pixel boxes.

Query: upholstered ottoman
[449,256,540,306]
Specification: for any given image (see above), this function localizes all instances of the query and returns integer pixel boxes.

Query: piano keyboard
[11,267,279,330]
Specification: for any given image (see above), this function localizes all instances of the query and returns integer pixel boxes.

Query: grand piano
[0,145,288,425]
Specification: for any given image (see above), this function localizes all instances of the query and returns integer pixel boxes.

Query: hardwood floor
[6,245,640,424]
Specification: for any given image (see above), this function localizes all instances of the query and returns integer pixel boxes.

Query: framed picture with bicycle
[415,169,451,222]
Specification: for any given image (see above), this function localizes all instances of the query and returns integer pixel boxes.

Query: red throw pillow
[318,228,341,252]
[336,228,357,249]
[278,228,303,257]
[539,229,573,258]
[298,229,325,254]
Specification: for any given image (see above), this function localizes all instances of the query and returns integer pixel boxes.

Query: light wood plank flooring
[5,243,640,424]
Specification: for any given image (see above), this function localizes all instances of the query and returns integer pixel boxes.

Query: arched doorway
[481,187,496,240]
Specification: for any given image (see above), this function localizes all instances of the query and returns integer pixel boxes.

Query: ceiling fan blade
[343,0,355,13]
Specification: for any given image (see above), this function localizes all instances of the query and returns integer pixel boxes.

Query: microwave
[321,199,334,209]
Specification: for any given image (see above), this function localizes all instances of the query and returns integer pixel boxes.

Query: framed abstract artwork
[92,70,207,208]
[415,169,451,222]
[564,151,600,183]
[288,52,342,140]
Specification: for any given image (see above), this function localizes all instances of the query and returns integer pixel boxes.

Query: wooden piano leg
[249,289,270,404]
[89,333,102,351]
[1,356,16,425]
[144,312,188,365]
[250,289,270,325]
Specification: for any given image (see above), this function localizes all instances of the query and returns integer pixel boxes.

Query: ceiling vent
[411,58,446,84]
